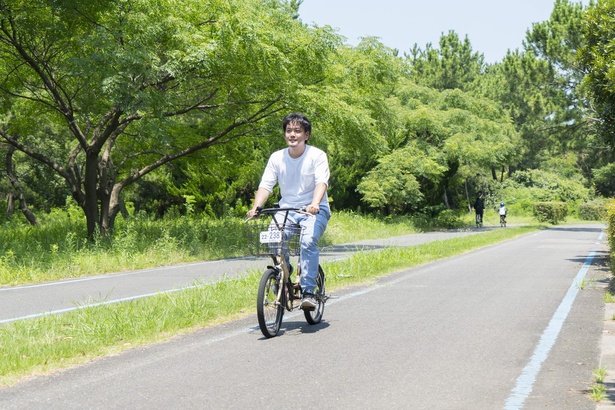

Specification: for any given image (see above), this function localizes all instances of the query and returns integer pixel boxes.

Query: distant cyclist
[499,202,507,226]
[473,195,485,227]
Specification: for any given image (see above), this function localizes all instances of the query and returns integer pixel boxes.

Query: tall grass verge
[0,210,419,286]
[0,225,538,386]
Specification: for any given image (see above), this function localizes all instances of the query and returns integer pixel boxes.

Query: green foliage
[0,0,601,231]
[358,79,520,214]
[509,169,590,202]
[308,38,405,209]
[356,142,445,213]
[593,163,615,197]
[0,0,345,235]
[487,168,590,218]
[533,201,568,224]
[431,209,464,229]
[578,199,608,221]
[408,30,485,91]
[579,0,615,161]
[606,199,615,262]
[476,0,590,173]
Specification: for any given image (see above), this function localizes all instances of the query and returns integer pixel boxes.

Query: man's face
[284,121,309,148]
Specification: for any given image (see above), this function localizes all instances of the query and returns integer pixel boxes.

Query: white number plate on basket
[260,229,282,243]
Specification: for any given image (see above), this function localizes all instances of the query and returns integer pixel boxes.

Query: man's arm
[306,182,327,215]
[247,187,271,218]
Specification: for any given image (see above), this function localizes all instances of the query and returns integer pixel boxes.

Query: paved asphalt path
[0,224,610,409]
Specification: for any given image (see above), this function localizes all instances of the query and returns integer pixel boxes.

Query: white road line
[0,285,200,325]
[0,257,257,292]
[504,250,596,409]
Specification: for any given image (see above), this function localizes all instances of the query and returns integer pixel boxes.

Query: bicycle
[475,212,483,228]
[246,206,328,338]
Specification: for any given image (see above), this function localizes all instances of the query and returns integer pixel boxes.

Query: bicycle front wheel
[304,265,326,325]
[257,268,284,338]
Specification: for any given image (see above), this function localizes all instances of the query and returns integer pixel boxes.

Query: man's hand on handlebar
[305,204,320,215]
[246,206,262,220]
[245,205,317,222]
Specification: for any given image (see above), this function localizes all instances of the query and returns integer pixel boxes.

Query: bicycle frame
[252,207,304,311]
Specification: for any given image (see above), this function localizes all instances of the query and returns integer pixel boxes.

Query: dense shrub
[606,199,615,267]
[594,164,615,197]
[487,169,590,218]
[533,202,568,224]
[432,209,464,229]
[510,170,589,203]
[578,199,608,221]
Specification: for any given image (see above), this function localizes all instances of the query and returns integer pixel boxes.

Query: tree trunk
[119,197,129,219]
[101,184,123,234]
[84,150,100,238]
[17,192,38,226]
[6,192,14,220]
[443,187,450,209]
[464,177,471,212]
[5,145,38,225]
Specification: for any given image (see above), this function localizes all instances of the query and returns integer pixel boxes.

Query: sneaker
[301,293,317,310]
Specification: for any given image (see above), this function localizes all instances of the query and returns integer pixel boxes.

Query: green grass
[589,367,608,402]
[590,383,607,402]
[0,224,539,386]
[594,366,608,384]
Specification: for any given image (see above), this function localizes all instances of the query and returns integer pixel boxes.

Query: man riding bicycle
[499,202,507,224]
[247,113,330,310]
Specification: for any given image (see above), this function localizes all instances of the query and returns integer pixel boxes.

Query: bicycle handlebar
[245,205,311,222]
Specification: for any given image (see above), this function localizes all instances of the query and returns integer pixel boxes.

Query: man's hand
[246,208,260,219]
[306,204,320,215]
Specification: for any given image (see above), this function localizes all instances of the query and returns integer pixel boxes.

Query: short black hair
[282,112,311,134]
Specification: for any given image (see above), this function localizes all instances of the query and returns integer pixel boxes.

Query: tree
[357,142,444,214]
[303,37,405,210]
[407,31,485,91]
[578,0,615,162]
[358,80,520,214]
[0,0,341,237]
[477,0,591,172]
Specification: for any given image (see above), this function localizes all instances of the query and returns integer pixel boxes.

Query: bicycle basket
[248,220,303,256]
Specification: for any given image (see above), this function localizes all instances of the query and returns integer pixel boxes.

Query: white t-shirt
[499,206,507,215]
[259,145,329,208]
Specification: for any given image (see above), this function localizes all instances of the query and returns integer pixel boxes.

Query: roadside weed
[589,367,608,402]
[594,366,607,383]
[590,383,607,402]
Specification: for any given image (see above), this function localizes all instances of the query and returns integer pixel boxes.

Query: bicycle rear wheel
[304,265,326,325]
[257,268,284,338]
